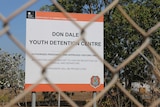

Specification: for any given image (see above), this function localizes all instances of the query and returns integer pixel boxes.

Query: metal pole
[31,92,36,107]
[93,91,97,107]
[58,92,61,107]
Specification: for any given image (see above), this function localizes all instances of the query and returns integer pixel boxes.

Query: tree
[105,0,160,83]
[0,48,24,89]
[104,0,160,106]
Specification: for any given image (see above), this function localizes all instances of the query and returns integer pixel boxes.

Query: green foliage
[103,2,160,105]
[105,0,160,85]
[39,0,105,13]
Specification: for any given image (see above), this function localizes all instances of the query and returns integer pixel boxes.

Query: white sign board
[25,11,104,91]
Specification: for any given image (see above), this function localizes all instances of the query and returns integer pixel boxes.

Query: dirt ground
[0,90,94,107]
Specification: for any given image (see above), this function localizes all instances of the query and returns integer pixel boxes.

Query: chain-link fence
[0,0,160,107]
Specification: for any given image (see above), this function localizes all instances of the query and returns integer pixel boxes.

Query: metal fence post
[31,92,36,107]
[58,92,61,107]
[93,91,97,107]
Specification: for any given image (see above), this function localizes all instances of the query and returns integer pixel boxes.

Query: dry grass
[0,89,93,107]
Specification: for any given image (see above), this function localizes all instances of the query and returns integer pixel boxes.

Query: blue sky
[0,0,52,55]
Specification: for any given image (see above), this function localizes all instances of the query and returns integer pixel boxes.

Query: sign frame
[25,11,104,92]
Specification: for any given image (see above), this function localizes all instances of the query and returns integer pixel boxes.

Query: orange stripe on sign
[25,84,104,92]
[36,11,103,22]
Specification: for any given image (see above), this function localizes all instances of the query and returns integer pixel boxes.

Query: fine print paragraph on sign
[25,11,104,91]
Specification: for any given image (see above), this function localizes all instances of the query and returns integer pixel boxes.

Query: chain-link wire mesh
[0,0,160,107]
